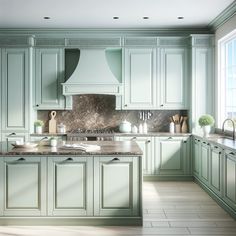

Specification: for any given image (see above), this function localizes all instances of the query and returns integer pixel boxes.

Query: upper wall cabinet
[1,48,30,132]
[160,47,188,109]
[123,48,157,109]
[35,48,72,110]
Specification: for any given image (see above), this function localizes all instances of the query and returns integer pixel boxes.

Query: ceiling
[0,0,234,28]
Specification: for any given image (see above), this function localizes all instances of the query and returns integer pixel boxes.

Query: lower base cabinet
[94,156,140,216]
[0,155,141,221]
[209,144,223,197]
[154,136,190,176]
[223,151,236,211]
[48,156,93,216]
[2,156,47,216]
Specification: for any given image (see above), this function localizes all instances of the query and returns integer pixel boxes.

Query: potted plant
[34,120,44,134]
[198,114,215,137]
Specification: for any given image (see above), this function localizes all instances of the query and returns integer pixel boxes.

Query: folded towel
[60,143,101,152]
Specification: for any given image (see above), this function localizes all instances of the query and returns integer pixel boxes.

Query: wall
[37,95,188,133]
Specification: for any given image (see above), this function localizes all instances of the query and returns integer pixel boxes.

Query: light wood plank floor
[0,181,235,236]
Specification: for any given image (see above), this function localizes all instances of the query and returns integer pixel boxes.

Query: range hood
[62,48,122,96]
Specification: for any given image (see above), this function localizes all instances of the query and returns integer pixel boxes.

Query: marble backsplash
[37,95,188,133]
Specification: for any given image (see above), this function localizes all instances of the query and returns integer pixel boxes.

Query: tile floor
[0,181,235,236]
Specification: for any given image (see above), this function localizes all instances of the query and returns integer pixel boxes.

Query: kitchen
[0,0,236,235]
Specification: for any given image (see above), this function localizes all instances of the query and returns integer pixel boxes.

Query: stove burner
[74,128,114,134]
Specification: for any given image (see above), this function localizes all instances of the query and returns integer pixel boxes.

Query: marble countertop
[193,133,236,152]
[0,141,143,156]
[30,132,191,137]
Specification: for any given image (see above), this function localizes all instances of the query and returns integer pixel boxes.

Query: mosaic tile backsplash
[37,95,188,133]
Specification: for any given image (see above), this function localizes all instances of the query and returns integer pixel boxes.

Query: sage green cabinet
[193,138,201,178]
[223,151,236,211]
[160,48,188,109]
[48,156,93,216]
[116,136,153,175]
[154,136,190,175]
[94,156,140,216]
[200,141,210,186]
[35,48,71,110]
[3,156,46,216]
[1,48,29,132]
[123,48,157,109]
[209,145,223,197]
[1,133,28,151]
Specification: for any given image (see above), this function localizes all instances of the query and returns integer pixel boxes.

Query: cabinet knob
[147,140,151,143]
[219,152,221,155]
[66,157,73,161]
[17,157,25,161]
[183,141,187,143]
[214,146,218,149]
[124,104,127,107]
[112,157,120,161]
[36,104,39,107]
[132,137,137,140]
[160,104,164,107]
[168,137,173,139]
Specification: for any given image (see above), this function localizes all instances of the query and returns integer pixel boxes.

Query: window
[218,30,236,130]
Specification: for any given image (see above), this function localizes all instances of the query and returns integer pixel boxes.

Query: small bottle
[131,125,138,133]
[169,122,175,134]
[143,122,148,133]
[139,123,143,133]
[50,138,57,147]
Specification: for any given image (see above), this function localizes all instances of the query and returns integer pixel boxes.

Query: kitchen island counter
[0,141,143,156]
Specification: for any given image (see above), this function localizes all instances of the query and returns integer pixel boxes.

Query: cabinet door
[200,142,210,186]
[1,48,29,131]
[0,157,3,216]
[118,136,153,175]
[155,137,188,175]
[209,145,223,197]
[124,48,157,109]
[160,48,188,109]
[48,156,93,216]
[223,151,236,211]
[3,156,46,216]
[35,48,67,110]
[1,133,28,152]
[94,156,140,216]
[193,138,201,177]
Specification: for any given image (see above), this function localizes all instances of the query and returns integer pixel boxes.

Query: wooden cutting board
[49,111,57,133]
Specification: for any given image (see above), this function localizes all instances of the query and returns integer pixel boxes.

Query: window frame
[217,29,236,130]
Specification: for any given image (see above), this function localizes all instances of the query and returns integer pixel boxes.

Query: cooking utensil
[49,111,57,133]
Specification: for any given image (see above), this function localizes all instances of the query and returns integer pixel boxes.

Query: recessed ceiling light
[177,16,184,20]
[143,16,149,19]
[43,16,51,20]
[113,16,119,20]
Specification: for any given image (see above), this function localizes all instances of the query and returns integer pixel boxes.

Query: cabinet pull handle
[203,141,206,144]
[183,141,187,143]
[131,137,137,140]
[124,104,127,107]
[17,158,25,161]
[147,140,151,143]
[214,146,218,149]
[168,137,173,139]
[9,133,16,136]
[229,152,235,155]
[160,104,164,107]
[66,157,73,161]
[219,152,221,155]
[112,157,120,161]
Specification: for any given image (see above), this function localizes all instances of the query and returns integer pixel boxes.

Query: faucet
[222,118,235,140]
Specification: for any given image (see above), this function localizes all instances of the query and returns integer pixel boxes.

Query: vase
[35,126,42,134]
[202,125,211,137]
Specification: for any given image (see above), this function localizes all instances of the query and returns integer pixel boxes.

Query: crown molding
[0,27,212,37]
[209,0,236,31]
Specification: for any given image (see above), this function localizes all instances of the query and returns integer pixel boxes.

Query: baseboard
[194,177,236,220]
[0,217,142,226]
